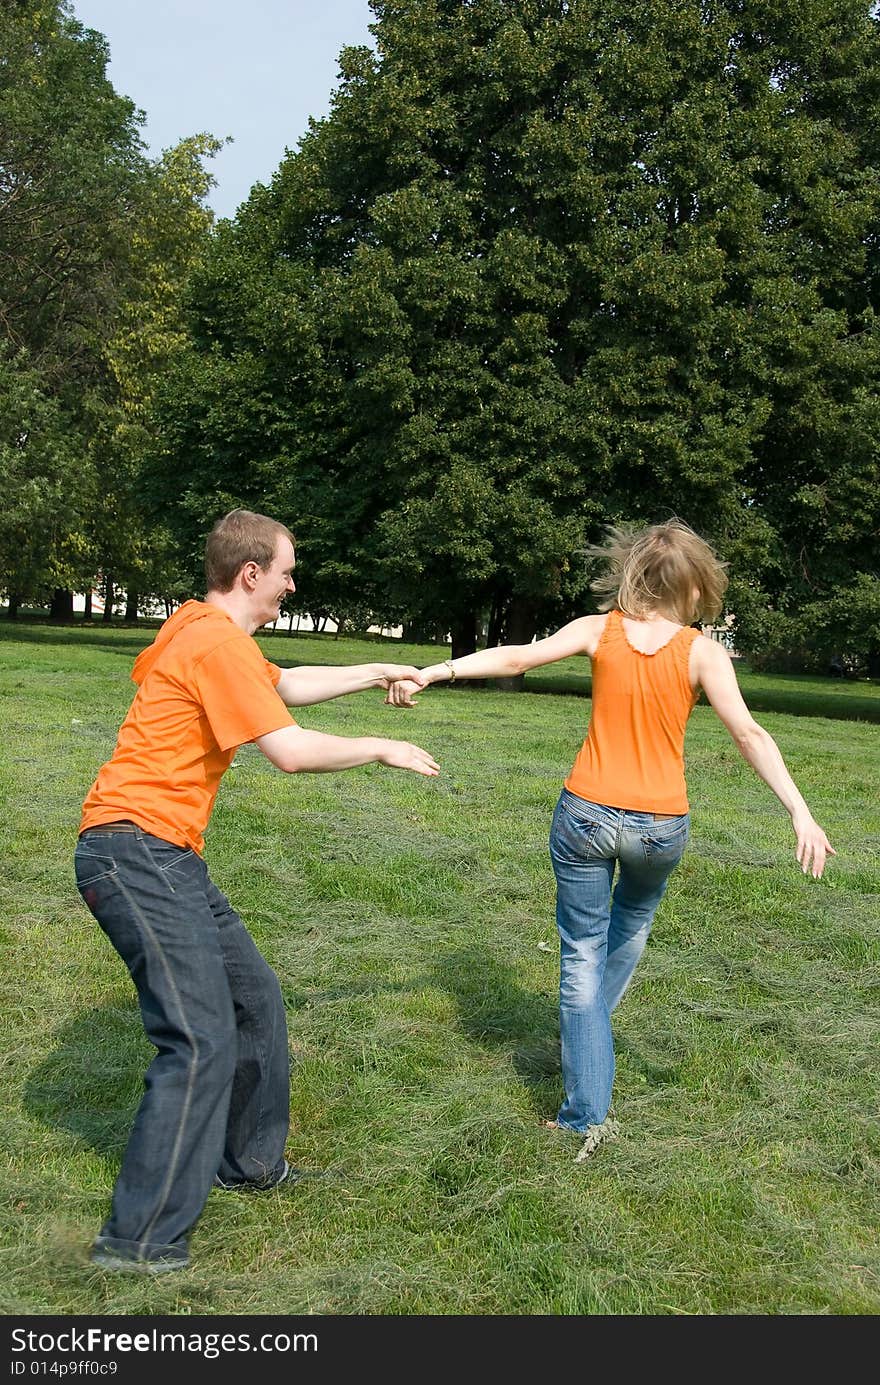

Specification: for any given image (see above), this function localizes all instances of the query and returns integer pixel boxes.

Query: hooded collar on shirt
[131,600,231,685]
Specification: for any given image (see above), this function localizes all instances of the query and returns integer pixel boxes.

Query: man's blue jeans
[74,823,290,1265]
[548,790,689,1133]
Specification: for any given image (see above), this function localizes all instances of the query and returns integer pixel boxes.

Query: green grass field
[1,620,878,1315]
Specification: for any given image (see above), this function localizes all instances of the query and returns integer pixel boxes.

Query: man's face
[252,535,296,627]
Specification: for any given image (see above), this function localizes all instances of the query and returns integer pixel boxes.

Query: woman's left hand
[792,814,837,879]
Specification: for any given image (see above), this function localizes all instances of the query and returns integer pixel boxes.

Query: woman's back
[564,609,700,814]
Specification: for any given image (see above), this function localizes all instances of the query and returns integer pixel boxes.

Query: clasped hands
[378,665,428,707]
[378,666,427,708]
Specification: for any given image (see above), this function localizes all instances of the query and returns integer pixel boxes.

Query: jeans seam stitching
[114,873,201,1255]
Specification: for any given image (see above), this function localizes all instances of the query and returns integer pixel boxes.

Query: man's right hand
[377,740,440,776]
[384,678,424,707]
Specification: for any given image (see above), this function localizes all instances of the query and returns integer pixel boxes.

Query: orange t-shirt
[79,601,296,853]
[564,609,700,814]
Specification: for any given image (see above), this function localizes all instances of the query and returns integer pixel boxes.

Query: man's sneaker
[573,1118,620,1163]
[91,1247,188,1274]
[213,1158,323,1191]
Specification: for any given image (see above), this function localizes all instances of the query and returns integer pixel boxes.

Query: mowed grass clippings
[0,619,878,1316]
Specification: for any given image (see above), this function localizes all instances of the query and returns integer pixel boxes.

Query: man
[75,509,439,1273]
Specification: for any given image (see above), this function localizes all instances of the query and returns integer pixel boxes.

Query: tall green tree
[152,0,880,667]
[0,348,87,610]
[0,0,145,609]
[0,3,221,616]
[0,1,147,387]
[95,133,222,618]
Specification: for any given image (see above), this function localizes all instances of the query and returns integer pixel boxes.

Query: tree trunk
[83,590,93,621]
[402,619,447,643]
[49,588,74,621]
[450,612,478,660]
[486,600,506,649]
[102,574,114,623]
[124,589,139,622]
[867,642,880,680]
[493,596,539,692]
[6,593,20,620]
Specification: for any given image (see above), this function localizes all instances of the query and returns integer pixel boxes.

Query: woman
[388,519,835,1160]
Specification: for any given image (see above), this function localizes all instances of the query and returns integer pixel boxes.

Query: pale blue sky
[69,1,376,220]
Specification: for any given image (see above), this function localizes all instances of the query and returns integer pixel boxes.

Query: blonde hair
[587,518,728,625]
[204,509,295,593]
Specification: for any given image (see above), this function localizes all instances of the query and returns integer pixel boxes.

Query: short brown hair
[587,518,728,624]
[204,509,296,593]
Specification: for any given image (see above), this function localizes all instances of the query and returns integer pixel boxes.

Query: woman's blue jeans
[74,824,290,1265]
[548,790,689,1133]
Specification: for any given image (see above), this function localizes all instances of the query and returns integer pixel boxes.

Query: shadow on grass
[431,946,560,1091]
[431,947,688,1098]
[25,963,684,1184]
[23,1002,145,1156]
[3,621,877,721]
[613,1033,685,1088]
[713,687,880,723]
[523,671,880,722]
[0,622,153,660]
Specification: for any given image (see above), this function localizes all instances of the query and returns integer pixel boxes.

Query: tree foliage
[94,133,222,614]
[149,0,880,668]
[0,2,219,613]
[0,347,87,601]
[11,0,877,671]
[0,0,146,389]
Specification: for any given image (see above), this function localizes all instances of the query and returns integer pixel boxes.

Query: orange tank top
[564,609,700,814]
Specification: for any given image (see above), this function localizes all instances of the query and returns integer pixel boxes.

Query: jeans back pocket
[74,843,119,889]
[550,796,605,862]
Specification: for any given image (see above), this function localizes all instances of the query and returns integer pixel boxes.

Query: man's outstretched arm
[256,724,440,776]
[275,663,428,707]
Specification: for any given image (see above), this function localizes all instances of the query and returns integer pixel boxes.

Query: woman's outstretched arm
[385,615,604,705]
[692,636,836,878]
